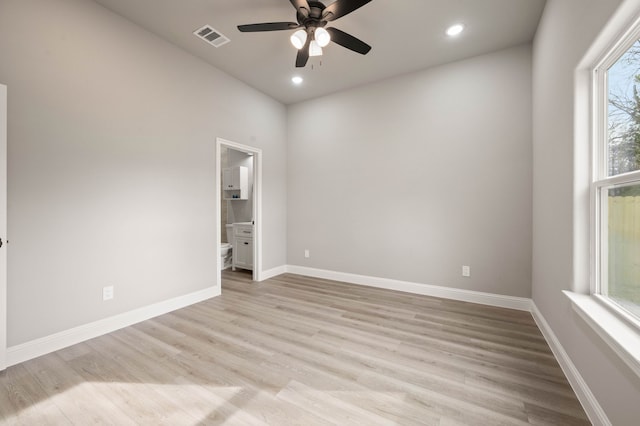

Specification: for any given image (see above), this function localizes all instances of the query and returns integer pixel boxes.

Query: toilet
[220,224,234,270]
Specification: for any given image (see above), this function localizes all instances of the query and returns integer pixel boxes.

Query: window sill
[564,291,640,378]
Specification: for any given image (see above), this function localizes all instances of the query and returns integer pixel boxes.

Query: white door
[0,84,7,370]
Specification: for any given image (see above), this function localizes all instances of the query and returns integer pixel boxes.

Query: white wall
[0,0,287,346]
[532,0,640,423]
[287,45,533,297]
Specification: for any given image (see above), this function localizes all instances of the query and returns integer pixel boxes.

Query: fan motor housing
[298,1,328,28]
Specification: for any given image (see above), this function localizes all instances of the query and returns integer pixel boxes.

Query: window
[565,2,640,382]
[594,26,640,325]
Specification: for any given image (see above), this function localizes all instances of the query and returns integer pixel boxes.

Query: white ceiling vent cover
[194,25,230,48]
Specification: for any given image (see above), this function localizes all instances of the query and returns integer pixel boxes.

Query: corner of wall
[530,302,610,425]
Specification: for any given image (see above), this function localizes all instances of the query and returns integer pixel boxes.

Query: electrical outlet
[103,286,114,301]
[462,265,471,277]
[304,249,310,258]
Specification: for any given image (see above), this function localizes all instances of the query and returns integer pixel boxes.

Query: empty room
[1,0,639,424]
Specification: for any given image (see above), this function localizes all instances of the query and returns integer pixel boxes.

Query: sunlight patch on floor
[8,381,249,425]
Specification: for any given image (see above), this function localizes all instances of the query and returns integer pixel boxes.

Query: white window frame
[565,0,640,382]
[591,20,640,330]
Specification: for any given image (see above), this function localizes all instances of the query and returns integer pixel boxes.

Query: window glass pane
[607,39,640,176]
[607,183,640,318]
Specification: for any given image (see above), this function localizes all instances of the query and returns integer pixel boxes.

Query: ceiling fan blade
[322,0,373,22]
[295,36,311,67]
[290,0,311,18]
[237,22,300,32]
[326,27,371,54]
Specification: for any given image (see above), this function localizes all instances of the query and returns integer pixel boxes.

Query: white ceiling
[93,0,546,105]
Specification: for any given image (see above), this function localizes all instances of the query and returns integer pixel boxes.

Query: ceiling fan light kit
[314,27,331,47]
[309,40,323,56]
[238,0,373,68]
[290,29,308,49]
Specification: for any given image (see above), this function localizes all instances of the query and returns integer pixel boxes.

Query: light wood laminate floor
[0,270,589,425]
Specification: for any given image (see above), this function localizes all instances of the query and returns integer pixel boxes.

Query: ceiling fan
[237,0,373,68]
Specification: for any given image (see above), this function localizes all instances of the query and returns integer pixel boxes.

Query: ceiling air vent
[194,25,230,48]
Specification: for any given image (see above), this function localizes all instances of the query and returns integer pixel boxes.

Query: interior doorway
[1,84,7,370]
[216,138,262,286]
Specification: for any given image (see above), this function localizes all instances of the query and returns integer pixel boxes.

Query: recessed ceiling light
[291,76,303,85]
[446,24,464,37]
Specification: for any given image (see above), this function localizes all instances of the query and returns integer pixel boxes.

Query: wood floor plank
[0,364,71,426]
[21,353,138,425]
[0,269,590,425]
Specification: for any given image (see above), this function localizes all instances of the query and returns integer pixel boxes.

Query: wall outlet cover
[103,286,114,301]
[462,266,471,277]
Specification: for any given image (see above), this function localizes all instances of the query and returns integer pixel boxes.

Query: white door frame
[216,137,263,285]
[1,84,7,370]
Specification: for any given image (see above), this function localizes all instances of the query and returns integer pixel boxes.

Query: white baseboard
[285,265,532,311]
[259,265,287,282]
[530,303,610,426]
[7,285,220,367]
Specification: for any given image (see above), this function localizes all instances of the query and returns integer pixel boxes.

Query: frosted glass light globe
[315,27,331,47]
[290,29,307,49]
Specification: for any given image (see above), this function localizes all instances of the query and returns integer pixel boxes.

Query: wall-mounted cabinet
[223,166,248,200]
